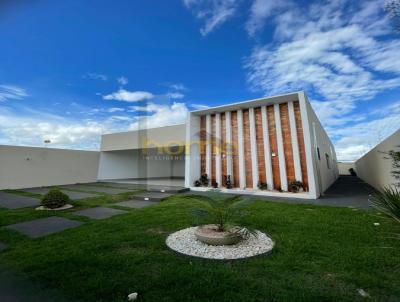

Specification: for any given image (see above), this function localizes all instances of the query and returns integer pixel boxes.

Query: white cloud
[117,76,128,86]
[183,0,241,36]
[167,83,187,91]
[129,102,188,129]
[166,92,185,99]
[191,103,210,110]
[103,89,154,102]
[107,107,125,113]
[0,85,28,102]
[83,73,108,81]
[246,0,290,37]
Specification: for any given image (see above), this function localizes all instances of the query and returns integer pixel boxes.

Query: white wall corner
[298,92,319,198]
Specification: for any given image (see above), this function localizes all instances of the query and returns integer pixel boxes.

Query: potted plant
[288,181,304,193]
[200,173,209,187]
[224,175,233,189]
[257,181,268,190]
[188,192,257,245]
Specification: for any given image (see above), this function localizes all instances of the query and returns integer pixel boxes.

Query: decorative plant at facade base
[257,182,269,190]
[194,173,210,187]
[41,189,70,209]
[188,192,257,245]
[288,181,304,193]
[224,175,233,189]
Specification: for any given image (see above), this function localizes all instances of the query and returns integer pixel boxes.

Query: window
[317,147,321,160]
[325,153,330,169]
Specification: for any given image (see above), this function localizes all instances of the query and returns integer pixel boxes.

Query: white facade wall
[98,149,185,180]
[0,145,99,190]
[338,162,355,175]
[355,129,400,189]
[302,93,338,196]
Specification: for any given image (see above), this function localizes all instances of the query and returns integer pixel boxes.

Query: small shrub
[370,186,400,224]
[41,189,70,209]
[288,181,304,193]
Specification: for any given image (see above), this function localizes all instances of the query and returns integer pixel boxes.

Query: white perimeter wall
[304,95,339,195]
[98,148,185,180]
[355,129,400,189]
[338,162,355,175]
[0,145,99,190]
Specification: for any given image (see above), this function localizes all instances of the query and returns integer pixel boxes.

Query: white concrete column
[215,113,222,187]
[237,109,246,189]
[288,101,302,181]
[274,103,288,191]
[205,114,212,184]
[225,111,233,178]
[249,108,259,189]
[261,106,274,190]
[184,113,201,188]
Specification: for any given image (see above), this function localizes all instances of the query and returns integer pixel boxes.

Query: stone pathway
[0,242,7,251]
[130,191,174,202]
[0,192,40,209]
[5,217,83,238]
[59,185,133,195]
[73,207,127,220]
[115,200,157,209]
[21,188,99,200]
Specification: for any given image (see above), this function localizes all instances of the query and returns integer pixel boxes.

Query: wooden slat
[231,111,239,187]
[221,112,227,186]
[211,114,216,185]
[243,109,253,188]
[200,115,206,175]
[294,101,309,190]
[255,107,266,184]
[267,105,281,190]
[280,103,296,184]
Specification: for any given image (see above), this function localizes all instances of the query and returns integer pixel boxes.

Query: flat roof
[190,91,302,115]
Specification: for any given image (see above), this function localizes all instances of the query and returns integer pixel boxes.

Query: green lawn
[0,192,399,302]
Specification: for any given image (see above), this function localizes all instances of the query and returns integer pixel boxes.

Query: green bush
[41,189,70,209]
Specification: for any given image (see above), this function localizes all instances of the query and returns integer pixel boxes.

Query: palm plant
[370,186,400,224]
[187,192,258,238]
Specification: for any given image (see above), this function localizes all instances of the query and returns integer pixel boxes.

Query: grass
[0,191,399,302]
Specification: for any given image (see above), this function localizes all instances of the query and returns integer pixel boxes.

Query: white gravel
[166,227,274,260]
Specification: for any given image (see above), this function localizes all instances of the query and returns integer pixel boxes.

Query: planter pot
[194,224,242,246]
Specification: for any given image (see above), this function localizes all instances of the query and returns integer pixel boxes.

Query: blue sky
[0,0,399,160]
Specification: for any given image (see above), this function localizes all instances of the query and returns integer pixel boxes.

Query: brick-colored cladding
[267,105,281,190]
[220,113,227,186]
[200,116,206,175]
[294,101,309,190]
[231,111,239,187]
[255,108,266,184]
[197,100,309,191]
[280,103,296,183]
[243,109,253,188]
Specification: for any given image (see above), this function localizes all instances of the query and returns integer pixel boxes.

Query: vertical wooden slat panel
[280,103,296,184]
[200,115,206,175]
[294,101,309,190]
[255,107,266,184]
[267,105,281,190]
[231,111,239,187]
[221,112,227,186]
[211,114,216,185]
[243,109,253,188]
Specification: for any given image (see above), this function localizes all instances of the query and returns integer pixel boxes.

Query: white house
[97,91,338,199]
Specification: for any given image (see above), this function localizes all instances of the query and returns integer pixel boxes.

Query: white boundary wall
[355,129,400,189]
[0,145,100,190]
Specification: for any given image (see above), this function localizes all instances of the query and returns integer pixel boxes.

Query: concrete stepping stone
[73,207,127,220]
[0,192,40,209]
[0,242,7,251]
[21,188,99,200]
[5,216,83,238]
[131,191,174,202]
[60,185,133,195]
[115,200,157,209]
